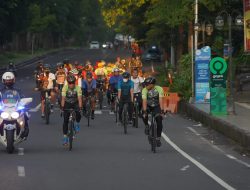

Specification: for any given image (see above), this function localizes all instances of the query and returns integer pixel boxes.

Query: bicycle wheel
[123,104,128,134]
[86,99,91,127]
[45,99,50,124]
[133,103,139,128]
[98,90,103,110]
[115,100,118,123]
[151,119,157,153]
[68,119,74,151]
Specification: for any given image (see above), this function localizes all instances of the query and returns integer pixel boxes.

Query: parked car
[141,46,162,62]
[90,41,100,49]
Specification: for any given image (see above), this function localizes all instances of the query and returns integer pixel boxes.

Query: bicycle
[121,103,129,134]
[97,84,104,110]
[132,95,139,128]
[44,90,51,124]
[111,92,118,123]
[148,111,158,153]
[62,108,78,151]
[84,96,92,127]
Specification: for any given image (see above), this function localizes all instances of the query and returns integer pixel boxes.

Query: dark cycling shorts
[41,89,52,101]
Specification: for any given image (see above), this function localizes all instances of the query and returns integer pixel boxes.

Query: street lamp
[215,10,243,115]
[197,21,214,46]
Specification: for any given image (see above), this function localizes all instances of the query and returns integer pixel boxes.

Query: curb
[178,100,250,150]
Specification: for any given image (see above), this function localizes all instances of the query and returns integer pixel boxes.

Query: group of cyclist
[34,56,164,147]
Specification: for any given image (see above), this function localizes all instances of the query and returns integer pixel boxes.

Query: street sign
[209,57,228,88]
[195,46,211,103]
[209,57,228,115]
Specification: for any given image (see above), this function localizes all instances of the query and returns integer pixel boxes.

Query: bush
[170,54,192,100]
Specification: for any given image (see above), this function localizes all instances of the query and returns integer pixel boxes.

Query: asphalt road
[0,48,250,190]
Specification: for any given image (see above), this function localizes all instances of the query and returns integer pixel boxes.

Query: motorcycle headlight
[11,112,19,119]
[1,112,9,119]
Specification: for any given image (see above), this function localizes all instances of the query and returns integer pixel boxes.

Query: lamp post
[215,10,243,114]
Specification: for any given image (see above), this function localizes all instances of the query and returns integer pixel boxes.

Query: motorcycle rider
[0,72,29,139]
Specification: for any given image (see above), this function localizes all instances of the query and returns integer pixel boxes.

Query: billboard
[244,0,250,52]
[195,46,211,103]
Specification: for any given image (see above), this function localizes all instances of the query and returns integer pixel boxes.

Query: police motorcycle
[0,91,32,153]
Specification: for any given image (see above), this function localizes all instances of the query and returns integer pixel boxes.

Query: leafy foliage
[170,54,192,100]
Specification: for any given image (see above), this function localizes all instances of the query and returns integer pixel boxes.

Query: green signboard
[209,57,228,116]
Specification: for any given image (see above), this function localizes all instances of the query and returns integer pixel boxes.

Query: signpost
[209,57,228,115]
[195,46,211,103]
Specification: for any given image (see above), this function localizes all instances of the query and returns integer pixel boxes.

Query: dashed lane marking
[95,110,102,115]
[162,133,236,190]
[180,165,190,171]
[18,148,24,156]
[226,154,250,168]
[187,127,250,168]
[17,166,25,177]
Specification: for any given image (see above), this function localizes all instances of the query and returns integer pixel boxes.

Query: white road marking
[180,165,190,171]
[187,127,200,136]
[235,102,250,110]
[18,148,24,156]
[95,110,102,115]
[193,123,202,127]
[162,133,236,190]
[17,166,25,177]
[29,103,41,112]
[226,154,250,168]
[187,127,250,168]
[109,111,114,115]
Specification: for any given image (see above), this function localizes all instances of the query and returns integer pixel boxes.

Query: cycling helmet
[122,72,130,78]
[86,71,93,78]
[113,68,119,72]
[144,77,156,85]
[67,74,76,83]
[57,62,63,68]
[44,64,51,70]
[2,72,15,86]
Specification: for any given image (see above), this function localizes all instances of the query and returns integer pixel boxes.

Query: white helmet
[113,68,119,72]
[2,72,15,86]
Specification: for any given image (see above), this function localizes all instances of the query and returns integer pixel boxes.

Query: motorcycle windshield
[1,90,20,107]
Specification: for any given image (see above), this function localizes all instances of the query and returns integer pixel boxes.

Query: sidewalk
[178,101,250,150]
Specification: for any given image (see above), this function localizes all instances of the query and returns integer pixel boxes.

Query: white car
[89,41,100,49]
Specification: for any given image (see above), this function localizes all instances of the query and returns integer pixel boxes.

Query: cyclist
[55,62,66,104]
[40,64,56,118]
[81,61,96,80]
[95,61,107,102]
[63,59,72,74]
[82,71,96,119]
[108,68,122,110]
[130,69,144,115]
[142,77,164,147]
[61,75,82,146]
[118,72,134,124]
[34,61,44,90]
[55,62,66,90]
[0,72,30,139]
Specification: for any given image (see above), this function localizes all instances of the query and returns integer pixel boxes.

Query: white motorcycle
[0,97,32,153]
